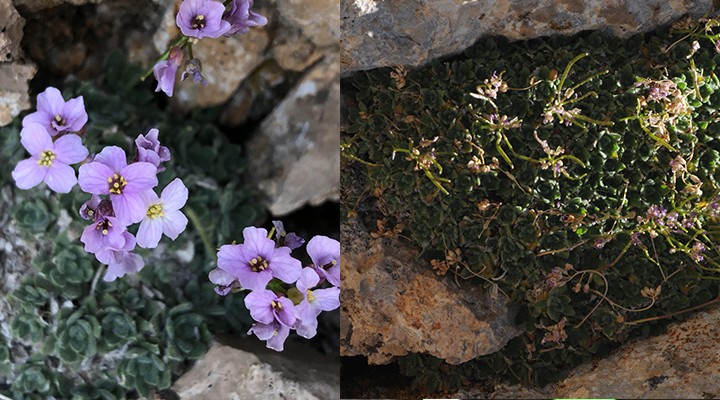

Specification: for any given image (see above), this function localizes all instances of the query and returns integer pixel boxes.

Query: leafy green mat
[342,18,720,391]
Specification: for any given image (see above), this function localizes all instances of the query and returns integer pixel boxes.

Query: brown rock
[245,53,340,216]
[0,0,25,62]
[172,342,339,399]
[454,305,720,398]
[340,219,524,365]
[276,0,339,48]
[171,29,270,110]
[12,0,102,12]
[0,63,36,125]
[552,305,720,399]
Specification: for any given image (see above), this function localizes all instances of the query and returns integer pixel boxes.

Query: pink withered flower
[135,128,171,172]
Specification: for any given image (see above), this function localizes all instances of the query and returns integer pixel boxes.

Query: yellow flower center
[271,300,283,311]
[36,150,56,167]
[249,256,269,272]
[54,114,66,126]
[107,173,128,195]
[146,204,164,219]
[192,14,206,29]
[95,219,113,235]
[307,289,315,302]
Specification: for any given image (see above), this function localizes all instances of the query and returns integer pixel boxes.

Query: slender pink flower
[293,267,340,339]
[153,47,183,97]
[247,321,290,352]
[12,123,88,193]
[224,0,267,36]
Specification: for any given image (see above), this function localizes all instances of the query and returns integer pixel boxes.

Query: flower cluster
[12,87,89,193]
[209,222,340,351]
[12,86,188,283]
[153,0,267,96]
[78,130,188,282]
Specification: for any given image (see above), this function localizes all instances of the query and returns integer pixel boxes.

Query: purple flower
[272,220,305,250]
[208,268,242,295]
[80,216,128,254]
[95,231,137,265]
[248,321,290,352]
[22,87,88,136]
[80,196,114,221]
[245,290,298,329]
[593,237,609,249]
[176,0,231,39]
[12,123,88,193]
[136,178,189,248]
[135,128,171,172]
[294,268,340,339]
[306,235,340,287]
[103,251,145,282]
[216,227,302,291]
[691,242,706,263]
[78,146,158,225]
[153,47,183,97]
[180,58,208,86]
[224,0,267,35]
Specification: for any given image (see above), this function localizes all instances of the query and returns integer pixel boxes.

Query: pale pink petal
[78,162,113,194]
[20,123,53,156]
[36,87,64,115]
[309,286,340,312]
[248,322,276,341]
[161,210,187,240]
[62,96,88,132]
[160,178,188,212]
[217,244,247,270]
[12,158,47,190]
[269,246,302,284]
[209,268,235,286]
[244,290,275,324]
[265,324,290,351]
[93,146,127,172]
[137,218,163,249]
[238,269,272,292]
[242,227,275,259]
[121,162,157,193]
[22,111,52,133]
[44,163,77,193]
[296,267,320,293]
[306,235,340,267]
[111,192,147,225]
[53,134,88,164]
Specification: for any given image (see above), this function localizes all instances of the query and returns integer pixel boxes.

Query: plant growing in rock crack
[146,0,268,97]
[342,18,720,390]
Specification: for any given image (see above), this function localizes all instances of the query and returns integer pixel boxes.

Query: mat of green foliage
[0,52,265,399]
[342,18,720,391]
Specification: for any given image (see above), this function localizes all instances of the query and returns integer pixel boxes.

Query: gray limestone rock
[341,0,714,75]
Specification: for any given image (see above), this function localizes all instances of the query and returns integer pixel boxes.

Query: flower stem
[186,207,216,259]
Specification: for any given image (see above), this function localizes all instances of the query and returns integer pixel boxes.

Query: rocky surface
[452,304,720,399]
[340,218,524,365]
[172,342,339,400]
[341,0,714,75]
[0,0,35,126]
[245,54,340,216]
[12,0,102,12]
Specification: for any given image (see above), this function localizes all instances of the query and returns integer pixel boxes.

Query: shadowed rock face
[341,0,713,75]
[340,218,523,365]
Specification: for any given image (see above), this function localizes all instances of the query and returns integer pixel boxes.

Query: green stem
[140,36,190,82]
[186,207,216,259]
[558,53,588,95]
